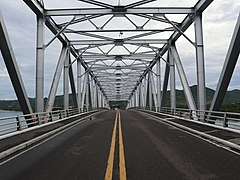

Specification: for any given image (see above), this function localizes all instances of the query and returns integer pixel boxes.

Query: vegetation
[0,86,240,112]
[0,94,77,112]
[109,101,128,109]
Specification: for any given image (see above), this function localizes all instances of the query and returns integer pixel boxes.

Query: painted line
[138,110,240,156]
[118,112,127,180]
[105,111,118,180]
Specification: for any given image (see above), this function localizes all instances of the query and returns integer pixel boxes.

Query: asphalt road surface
[1,110,240,180]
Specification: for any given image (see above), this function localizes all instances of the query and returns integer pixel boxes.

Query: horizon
[1,85,240,101]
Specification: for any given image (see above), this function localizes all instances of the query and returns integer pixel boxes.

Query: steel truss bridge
[1,0,240,179]
[0,0,240,115]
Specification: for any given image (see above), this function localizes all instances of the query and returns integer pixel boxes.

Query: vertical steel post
[131,96,134,108]
[63,49,69,109]
[195,12,206,111]
[81,73,87,110]
[169,48,176,110]
[156,57,161,111]
[77,59,82,110]
[136,87,139,107]
[35,15,45,112]
[148,74,153,111]
[144,76,147,108]
[90,76,94,107]
[93,82,97,108]
[138,83,141,107]
[86,72,90,111]
[101,93,104,108]
[161,53,170,107]
[68,59,78,108]
[96,84,98,108]
[134,90,137,107]
[150,71,158,111]
[98,89,102,108]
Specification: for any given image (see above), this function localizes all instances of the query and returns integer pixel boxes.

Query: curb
[138,110,240,152]
[0,111,102,160]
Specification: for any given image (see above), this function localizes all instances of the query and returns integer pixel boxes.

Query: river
[0,109,22,118]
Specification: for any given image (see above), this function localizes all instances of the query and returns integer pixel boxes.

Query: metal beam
[131,0,213,97]
[171,45,196,111]
[169,48,176,110]
[156,57,161,110]
[69,57,78,108]
[78,0,114,9]
[24,0,106,103]
[45,46,68,112]
[77,59,82,110]
[35,15,45,112]
[63,49,70,109]
[125,0,157,9]
[64,28,174,33]
[70,39,168,45]
[210,13,240,111]
[45,7,194,16]
[195,12,206,111]
[161,52,170,107]
[23,0,44,16]
[150,71,158,111]
[0,11,33,115]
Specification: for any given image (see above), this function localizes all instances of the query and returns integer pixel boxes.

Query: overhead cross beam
[45,7,194,16]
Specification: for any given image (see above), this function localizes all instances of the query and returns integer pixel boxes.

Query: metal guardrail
[132,107,240,130]
[0,107,102,136]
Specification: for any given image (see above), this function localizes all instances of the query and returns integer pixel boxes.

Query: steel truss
[1,0,238,115]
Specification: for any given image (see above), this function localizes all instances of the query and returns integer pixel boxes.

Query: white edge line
[138,110,240,153]
[0,111,102,161]
[141,109,240,135]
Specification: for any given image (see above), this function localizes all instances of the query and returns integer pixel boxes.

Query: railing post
[202,111,206,122]
[59,110,62,119]
[49,112,53,122]
[66,109,69,117]
[189,110,192,119]
[16,116,22,131]
[223,112,228,127]
[37,114,41,125]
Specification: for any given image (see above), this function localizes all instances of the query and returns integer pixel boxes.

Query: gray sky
[0,0,239,100]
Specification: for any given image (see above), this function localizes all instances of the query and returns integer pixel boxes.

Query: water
[0,109,23,136]
[0,109,22,118]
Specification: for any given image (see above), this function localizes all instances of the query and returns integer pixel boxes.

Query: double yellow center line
[105,111,127,180]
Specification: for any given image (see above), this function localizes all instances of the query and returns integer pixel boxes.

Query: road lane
[0,111,116,180]
[1,110,240,180]
[121,110,240,180]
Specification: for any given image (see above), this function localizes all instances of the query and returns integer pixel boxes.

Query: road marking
[105,111,118,180]
[118,112,127,180]
[105,111,127,180]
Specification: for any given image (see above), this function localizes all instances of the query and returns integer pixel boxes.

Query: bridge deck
[1,110,240,179]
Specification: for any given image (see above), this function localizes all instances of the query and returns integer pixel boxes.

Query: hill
[0,94,76,112]
[0,87,240,112]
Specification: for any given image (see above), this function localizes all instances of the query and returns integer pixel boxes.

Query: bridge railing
[131,107,240,130]
[0,107,104,136]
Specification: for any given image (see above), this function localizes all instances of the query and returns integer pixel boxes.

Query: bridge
[0,0,240,179]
